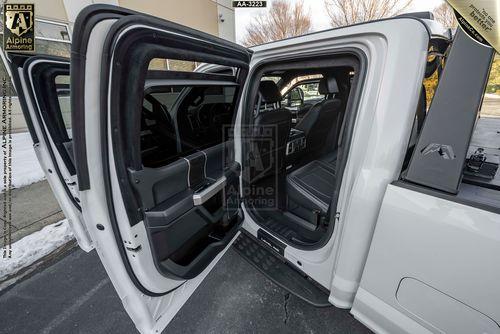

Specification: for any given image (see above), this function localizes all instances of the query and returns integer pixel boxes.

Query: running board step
[233,230,331,307]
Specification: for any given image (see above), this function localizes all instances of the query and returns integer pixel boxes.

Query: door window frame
[240,50,366,250]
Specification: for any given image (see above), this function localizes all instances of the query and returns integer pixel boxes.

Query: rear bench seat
[286,152,337,227]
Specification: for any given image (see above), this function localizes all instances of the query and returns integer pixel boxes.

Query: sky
[234,0,445,43]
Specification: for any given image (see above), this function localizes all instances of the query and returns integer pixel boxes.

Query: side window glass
[288,87,303,107]
[281,75,324,108]
[150,86,183,111]
[302,82,321,102]
[55,75,71,138]
[149,58,199,72]
[141,58,239,168]
[177,85,237,154]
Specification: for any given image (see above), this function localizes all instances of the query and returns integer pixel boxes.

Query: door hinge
[125,245,142,252]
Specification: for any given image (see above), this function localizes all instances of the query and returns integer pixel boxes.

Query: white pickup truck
[7,4,500,334]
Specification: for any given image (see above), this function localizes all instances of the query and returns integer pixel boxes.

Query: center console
[286,128,306,158]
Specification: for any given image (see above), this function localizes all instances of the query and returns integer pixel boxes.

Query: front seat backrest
[250,80,292,183]
[296,77,342,157]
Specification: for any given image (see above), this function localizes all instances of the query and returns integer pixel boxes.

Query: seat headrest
[318,77,339,95]
[259,80,282,103]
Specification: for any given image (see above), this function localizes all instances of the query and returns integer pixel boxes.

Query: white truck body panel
[352,184,500,333]
[240,18,430,306]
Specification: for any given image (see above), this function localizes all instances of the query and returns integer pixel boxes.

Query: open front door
[7,54,93,251]
[71,5,251,333]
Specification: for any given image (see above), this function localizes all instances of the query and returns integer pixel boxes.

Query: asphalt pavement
[0,180,63,247]
[0,245,370,334]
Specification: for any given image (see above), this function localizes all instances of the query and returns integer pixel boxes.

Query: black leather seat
[295,77,342,157]
[286,152,337,226]
[249,81,291,183]
[319,151,337,171]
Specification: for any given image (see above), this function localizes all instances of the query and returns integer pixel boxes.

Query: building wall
[5,0,69,22]
[216,0,236,42]
[4,0,235,39]
[119,0,219,36]
[3,0,235,132]
[61,0,236,40]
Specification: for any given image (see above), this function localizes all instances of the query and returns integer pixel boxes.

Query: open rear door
[70,5,251,333]
[7,54,93,251]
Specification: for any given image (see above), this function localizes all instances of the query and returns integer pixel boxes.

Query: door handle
[192,176,226,206]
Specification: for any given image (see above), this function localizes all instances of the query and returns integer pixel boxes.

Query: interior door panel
[129,137,241,279]
[129,158,189,211]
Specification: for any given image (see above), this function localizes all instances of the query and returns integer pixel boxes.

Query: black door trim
[8,55,81,211]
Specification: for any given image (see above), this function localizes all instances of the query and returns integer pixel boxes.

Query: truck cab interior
[242,56,360,248]
[131,54,361,277]
[27,54,359,253]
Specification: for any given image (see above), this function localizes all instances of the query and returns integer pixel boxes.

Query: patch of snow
[0,219,74,284]
[0,132,45,192]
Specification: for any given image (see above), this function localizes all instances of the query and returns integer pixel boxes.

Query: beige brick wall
[118,0,219,36]
[3,0,233,132]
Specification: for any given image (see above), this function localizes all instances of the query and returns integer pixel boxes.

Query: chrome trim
[192,176,226,205]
